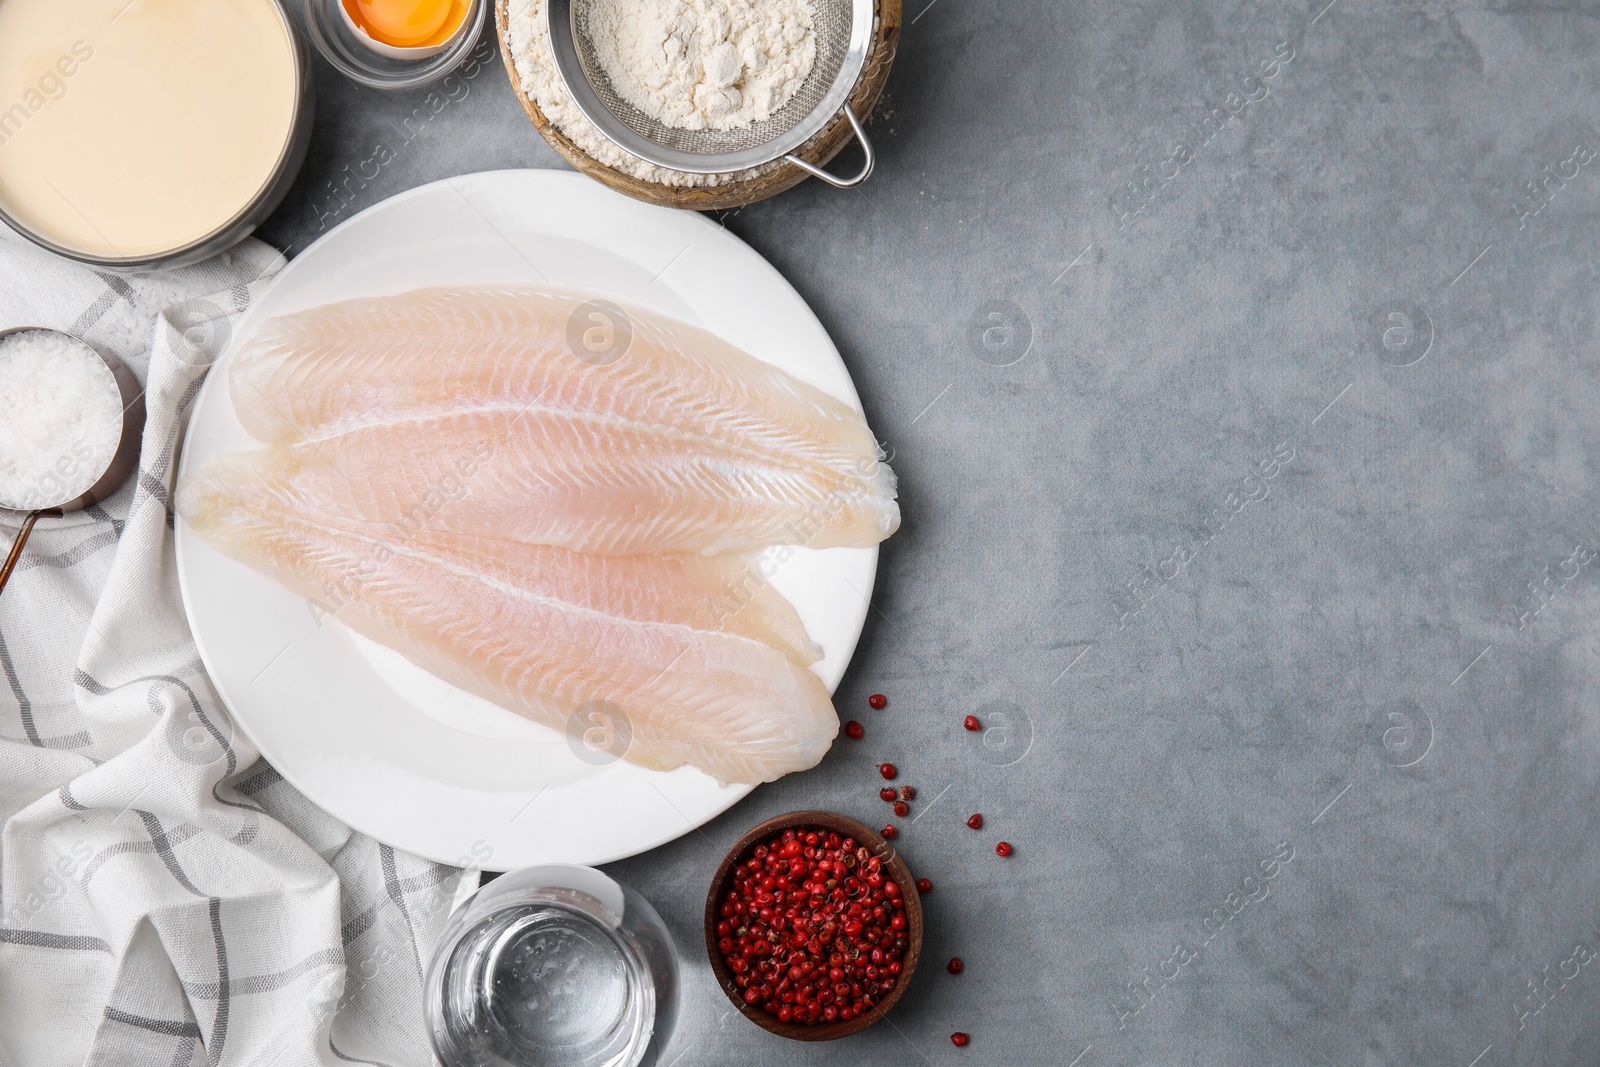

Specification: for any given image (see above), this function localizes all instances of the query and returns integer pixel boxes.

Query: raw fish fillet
[177,456,838,783]
[258,409,880,558]
[227,287,898,555]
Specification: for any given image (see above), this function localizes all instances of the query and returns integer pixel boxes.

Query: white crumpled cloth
[0,227,476,1067]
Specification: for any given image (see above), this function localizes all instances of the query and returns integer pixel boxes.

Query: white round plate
[176,170,877,870]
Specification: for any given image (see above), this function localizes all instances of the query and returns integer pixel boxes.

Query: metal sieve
[546,0,877,186]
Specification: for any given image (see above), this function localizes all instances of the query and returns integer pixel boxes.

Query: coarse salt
[0,330,123,511]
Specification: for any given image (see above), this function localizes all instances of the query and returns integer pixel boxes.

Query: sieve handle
[784,105,875,189]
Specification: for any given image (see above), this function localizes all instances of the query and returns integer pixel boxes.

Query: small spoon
[0,327,145,597]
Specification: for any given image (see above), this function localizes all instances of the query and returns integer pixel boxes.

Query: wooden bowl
[704,810,922,1040]
[494,0,902,210]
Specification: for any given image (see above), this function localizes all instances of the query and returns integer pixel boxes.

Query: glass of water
[425,865,680,1067]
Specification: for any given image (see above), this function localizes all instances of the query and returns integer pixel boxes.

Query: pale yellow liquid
[0,0,298,259]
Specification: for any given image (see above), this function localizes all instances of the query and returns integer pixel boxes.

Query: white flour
[505,0,795,187]
[587,0,815,132]
[0,329,122,511]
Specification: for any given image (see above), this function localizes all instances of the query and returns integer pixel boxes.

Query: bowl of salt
[0,328,144,596]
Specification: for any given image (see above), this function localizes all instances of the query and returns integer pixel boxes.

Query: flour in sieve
[505,0,792,187]
[587,0,815,132]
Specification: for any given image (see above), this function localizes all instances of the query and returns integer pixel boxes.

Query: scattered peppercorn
[951,1032,970,1047]
[899,785,916,801]
[844,720,864,740]
[715,826,909,1027]
[882,824,898,839]
[995,841,1012,857]
[963,715,981,731]
[966,814,983,830]
[947,956,963,974]
[916,877,932,893]
[868,693,887,710]
[878,763,897,780]
[879,786,897,802]
[893,801,909,817]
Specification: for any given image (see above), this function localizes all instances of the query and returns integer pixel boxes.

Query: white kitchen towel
[0,226,475,1067]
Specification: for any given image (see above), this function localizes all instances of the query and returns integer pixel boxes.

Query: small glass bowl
[302,0,487,90]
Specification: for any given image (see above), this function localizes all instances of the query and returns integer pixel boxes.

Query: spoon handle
[0,511,41,597]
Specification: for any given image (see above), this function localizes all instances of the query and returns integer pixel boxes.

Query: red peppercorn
[995,841,1012,857]
[844,720,864,740]
[893,801,909,817]
[966,813,983,830]
[882,824,898,839]
[879,786,896,802]
[952,1032,970,1047]
[947,956,963,974]
[716,825,908,1027]
[916,877,932,893]
[963,715,980,732]
[868,693,887,710]
[899,785,915,801]
[878,763,897,780]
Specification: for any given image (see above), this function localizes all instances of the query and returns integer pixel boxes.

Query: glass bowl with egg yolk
[303,0,486,89]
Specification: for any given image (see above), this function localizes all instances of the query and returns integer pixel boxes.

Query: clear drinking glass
[425,866,679,1067]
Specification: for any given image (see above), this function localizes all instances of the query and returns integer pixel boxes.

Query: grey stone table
[261,3,1600,1064]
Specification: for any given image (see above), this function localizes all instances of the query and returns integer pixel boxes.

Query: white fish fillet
[227,287,898,555]
[177,456,838,784]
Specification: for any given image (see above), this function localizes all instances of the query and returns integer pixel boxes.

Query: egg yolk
[353,0,453,47]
